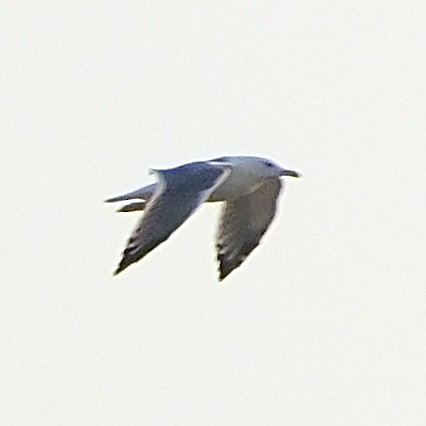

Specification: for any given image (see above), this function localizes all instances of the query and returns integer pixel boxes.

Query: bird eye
[264,161,274,167]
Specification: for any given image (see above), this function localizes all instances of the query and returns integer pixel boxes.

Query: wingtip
[116,201,146,213]
[105,195,126,203]
[218,266,231,282]
[113,264,126,276]
[113,252,136,276]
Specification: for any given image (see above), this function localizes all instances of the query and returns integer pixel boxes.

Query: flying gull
[106,156,300,281]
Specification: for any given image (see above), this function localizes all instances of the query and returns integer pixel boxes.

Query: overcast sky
[1,1,425,425]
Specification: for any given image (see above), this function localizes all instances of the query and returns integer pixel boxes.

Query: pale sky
[1,1,425,425]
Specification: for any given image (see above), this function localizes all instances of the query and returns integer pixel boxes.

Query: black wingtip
[217,252,230,282]
[218,263,232,282]
[117,201,146,213]
[105,197,118,203]
[113,262,127,276]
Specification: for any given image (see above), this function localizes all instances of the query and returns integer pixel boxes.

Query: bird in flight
[106,156,300,281]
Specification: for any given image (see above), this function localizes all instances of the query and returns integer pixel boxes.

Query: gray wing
[114,162,230,275]
[216,178,282,280]
[105,183,155,212]
[105,183,157,203]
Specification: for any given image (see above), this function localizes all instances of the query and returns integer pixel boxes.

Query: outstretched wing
[115,162,231,275]
[105,183,157,203]
[216,178,282,280]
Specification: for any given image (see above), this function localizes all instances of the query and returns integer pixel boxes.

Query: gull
[106,156,300,281]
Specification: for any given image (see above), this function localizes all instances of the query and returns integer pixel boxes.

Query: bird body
[106,156,299,281]
[208,156,281,201]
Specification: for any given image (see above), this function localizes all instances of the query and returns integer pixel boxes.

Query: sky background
[1,1,425,425]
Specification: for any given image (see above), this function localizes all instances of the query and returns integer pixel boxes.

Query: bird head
[257,158,300,179]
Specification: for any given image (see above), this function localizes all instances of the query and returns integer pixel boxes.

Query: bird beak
[279,168,300,178]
